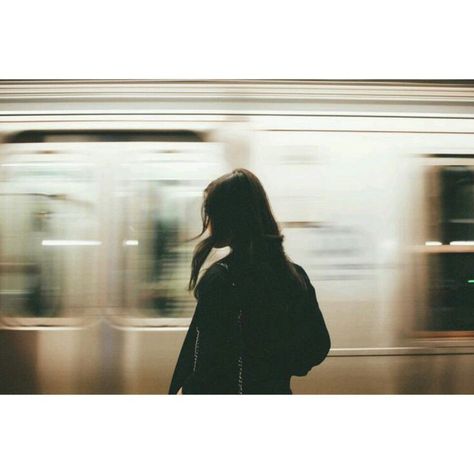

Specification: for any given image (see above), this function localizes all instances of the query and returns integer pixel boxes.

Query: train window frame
[104,141,229,328]
[0,143,106,328]
[411,153,474,342]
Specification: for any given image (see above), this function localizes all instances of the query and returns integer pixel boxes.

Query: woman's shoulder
[195,258,233,299]
[289,262,314,293]
[290,261,310,280]
[291,262,304,272]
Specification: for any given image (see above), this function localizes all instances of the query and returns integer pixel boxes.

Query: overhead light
[41,240,102,246]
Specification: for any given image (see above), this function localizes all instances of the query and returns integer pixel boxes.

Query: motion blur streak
[1,80,474,394]
[41,240,102,246]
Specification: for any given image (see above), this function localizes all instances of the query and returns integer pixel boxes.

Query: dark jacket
[168,255,331,395]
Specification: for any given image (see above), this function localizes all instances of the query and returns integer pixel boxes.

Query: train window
[0,148,101,323]
[110,144,228,324]
[419,159,474,334]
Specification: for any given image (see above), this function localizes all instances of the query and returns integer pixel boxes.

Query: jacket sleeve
[180,276,239,394]
[169,267,238,395]
[284,267,331,376]
[168,311,199,394]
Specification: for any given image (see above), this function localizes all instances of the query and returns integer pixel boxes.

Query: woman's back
[169,254,331,394]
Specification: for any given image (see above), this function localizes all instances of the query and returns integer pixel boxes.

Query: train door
[103,140,227,393]
[0,131,228,393]
[0,140,105,393]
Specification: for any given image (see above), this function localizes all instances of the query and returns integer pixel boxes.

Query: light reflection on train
[1,85,474,394]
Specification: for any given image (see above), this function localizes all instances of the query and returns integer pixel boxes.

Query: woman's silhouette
[169,168,330,394]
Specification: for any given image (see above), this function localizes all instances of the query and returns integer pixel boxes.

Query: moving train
[1,80,474,394]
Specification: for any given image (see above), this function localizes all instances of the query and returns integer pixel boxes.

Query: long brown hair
[188,168,306,296]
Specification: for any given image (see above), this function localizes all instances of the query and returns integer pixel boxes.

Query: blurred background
[1,79,474,394]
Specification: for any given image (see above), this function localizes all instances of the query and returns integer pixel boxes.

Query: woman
[169,168,330,395]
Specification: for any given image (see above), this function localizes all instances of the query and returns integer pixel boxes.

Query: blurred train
[1,80,474,394]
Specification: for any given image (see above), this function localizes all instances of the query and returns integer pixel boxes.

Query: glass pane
[440,166,474,243]
[0,154,101,318]
[426,253,474,331]
[424,163,474,331]
[112,146,227,319]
